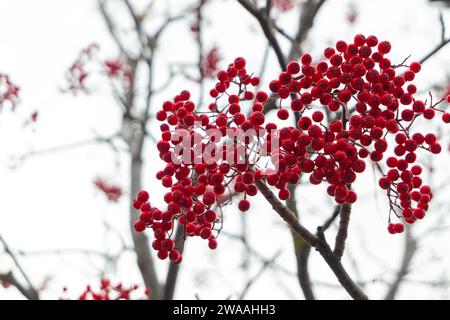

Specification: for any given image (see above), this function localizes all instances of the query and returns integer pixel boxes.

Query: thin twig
[0,235,39,300]
[239,251,282,299]
[334,203,352,260]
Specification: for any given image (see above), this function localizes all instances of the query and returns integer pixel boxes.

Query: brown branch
[123,0,150,55]
[334,203,352,260]
[263,0,327,113]
[288,0,326,60]
[162,222,184,300]
[98,0,128,55]
[129,154,160,298]
[237,0,287,70]
[315,227,368,300]
[254,178,368,300]
[0,272,38,300]
[254,179,317,245]
[419,38,450,64]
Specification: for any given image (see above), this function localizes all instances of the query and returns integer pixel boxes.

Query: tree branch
[0,272,38,300]
[239,251,281,299]
[162,222,184,300]
[321,205,340,231]
[0,235,39,300]
[286,184,315,300]
[288,0,326,60]
[254,178,368,300]
[237,0,287,70]
[334,203,352,260]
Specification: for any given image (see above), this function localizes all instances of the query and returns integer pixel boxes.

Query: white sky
[1,0,450,299]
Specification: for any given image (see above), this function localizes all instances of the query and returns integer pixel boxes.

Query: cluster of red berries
[133,57,269,262]
[62,279,150,300]
[65,44,98,92]
[203,47,221,79]
[134,34,450,265]
[260,34,449,233]
[65,44,130,93]
[0,73,20,110]
[104,59,132,83]
[94,178,123,202]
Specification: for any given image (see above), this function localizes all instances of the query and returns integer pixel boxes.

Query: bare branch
[0,272,38,300]
[334,203,352,260]
[0,235,39,300]
[420,13,450,64]
[237,0,287,70]
[286,184,315,300]
[254,178,368,300]
[288,0,326,60]
[263,0,327,113]
[420,38,450,64]
[439,11,446,42]
[11,134,119,167]
[98,0,128,55]
[162,222,184,300]
[239,251,282,299]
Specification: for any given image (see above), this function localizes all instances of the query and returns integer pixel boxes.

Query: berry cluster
[133,57,266,262]
[94,178,123,202]
[65,44,130,94]
[62,279,150,300]
[134,34,450,264]
[104,59,132,83]
[203,47,221,79]
[0,73,20,110]
[65,44,98,92]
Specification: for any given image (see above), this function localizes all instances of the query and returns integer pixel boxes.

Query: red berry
[208,238,218,249]
[287,61,300,74]
[278,188,290,200]
[277,108,289,120]
[234,57,246,70]
[238,199,250,212]
[409,61,421,73]
[442,113,450,123]
[387,223,396,234]
[393,223,404,233]
[137,190,149,202]
[134,220,146,232]
[378,40,391,54]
